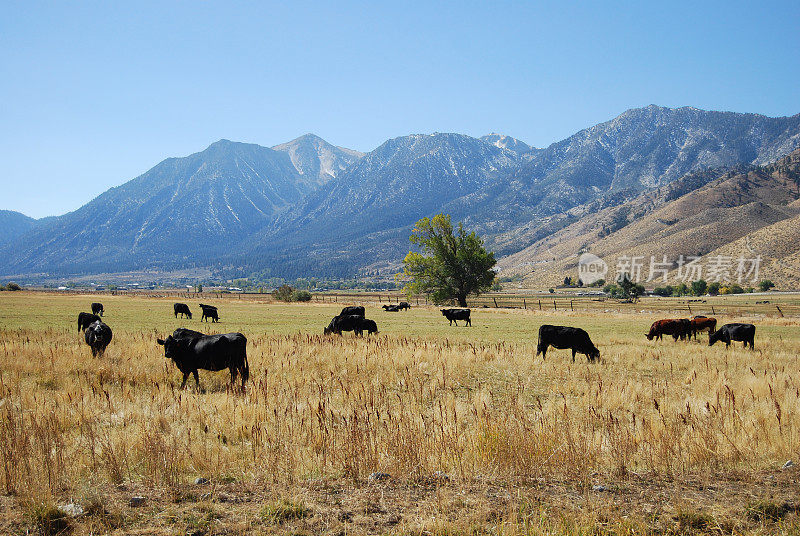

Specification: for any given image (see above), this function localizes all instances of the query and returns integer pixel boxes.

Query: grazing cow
[340,306,365,317]
[174,302,192,319]
[84,320,112,357]
[91,302,104,316]
[709,323,756,349]
[324,314,364,335]
[199,304,219,323]
[441,308,471,326]
[690,315,717,340]
[356,318,379,336]
[382,304,401,312]
[77,312,101,332]
[157,332,249,390]
[536,325,599,363]
[397,302,411,311]
[646,319,692,341]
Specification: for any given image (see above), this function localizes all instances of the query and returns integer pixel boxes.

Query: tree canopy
[401,214,496,307]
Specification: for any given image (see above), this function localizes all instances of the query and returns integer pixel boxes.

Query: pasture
[1,292,800,535]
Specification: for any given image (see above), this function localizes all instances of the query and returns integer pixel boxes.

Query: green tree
[691,279,707,296]
[758,279,775,292]
[401,214,496,307]
[618,275,645,302]
[672,282,689,297]
[707,282,721,295]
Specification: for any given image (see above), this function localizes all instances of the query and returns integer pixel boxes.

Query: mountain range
[2,105,800,286]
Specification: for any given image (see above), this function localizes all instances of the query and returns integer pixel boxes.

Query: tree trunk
[457,295,468,307]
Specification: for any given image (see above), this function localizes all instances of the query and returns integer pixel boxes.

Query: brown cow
[690,315,717,340]
[646,319,691,341]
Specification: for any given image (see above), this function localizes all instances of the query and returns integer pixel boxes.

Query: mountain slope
[272,133,364,187]
[0,140,312,274]
[456,107,800,246]
[497,149,800,286]
[239,133,521,277]
[0,210,37,246]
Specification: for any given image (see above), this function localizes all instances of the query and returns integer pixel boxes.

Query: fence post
[493,297,499,308]
[776,305,784,317]
[711,305,715,315]
[553,300,557,311]
[570,300,573,311]
[688,304,692,315]
[523,298,526,309]
[538,300,542,311]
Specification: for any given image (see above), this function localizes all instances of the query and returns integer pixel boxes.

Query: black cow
[199,304,219,323]
[77,312,101,332]
[174,302,192,319]
[441,308,471,326]
[340,306,365,317]
[324,314,363,335]
[709,323,756,349]
[382,304,401,312]
[536,325,599,363]
[84,320,112,357]
[157,332,249,390]
[397,302,411,311]
[356,318,379,336]
[91,302,104,316]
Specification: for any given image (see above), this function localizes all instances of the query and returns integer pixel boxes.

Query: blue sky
[1,1,798,218]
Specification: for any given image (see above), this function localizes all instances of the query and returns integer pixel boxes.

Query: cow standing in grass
[536,325,599,363]
[174,302,192,319]
[690,316,717,340]
[157,332,249,390]
[91,302,104,316]
[709,323,756,349]
[84,320,112,357]
[199,304,219,323]
[441,308,471,326]
[646,319,691,341]
[324,314,364,335]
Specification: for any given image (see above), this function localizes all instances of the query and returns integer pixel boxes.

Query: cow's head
[708,329,723,346]
[645,332,654,340]
[440,309,449,316]
[157,335,184,360]
[588,347,600,362]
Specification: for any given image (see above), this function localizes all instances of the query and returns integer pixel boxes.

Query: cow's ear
[157,338,165,345]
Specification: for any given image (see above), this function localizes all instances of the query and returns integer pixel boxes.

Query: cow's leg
[466,318,471,327]
[193,370,200,388]
[230,366,238,386]
[180,373,189,389]
[572,349,576,363]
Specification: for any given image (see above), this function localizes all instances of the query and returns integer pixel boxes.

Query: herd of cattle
[72,301,759,391]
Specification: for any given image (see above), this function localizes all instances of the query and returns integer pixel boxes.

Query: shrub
[758,280,775,292]
[272,285,295,302]
[291,290,312,302]
[707,282,721,295]
[1,282,22,291]
[690,279,707,296]
[652,286,673,297]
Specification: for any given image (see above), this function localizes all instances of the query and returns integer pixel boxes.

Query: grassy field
[1,291,800,535]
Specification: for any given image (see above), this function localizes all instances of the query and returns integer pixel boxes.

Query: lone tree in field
[401,214,496,307]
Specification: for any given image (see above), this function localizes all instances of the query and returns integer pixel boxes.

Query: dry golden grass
[1,291,800,534]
